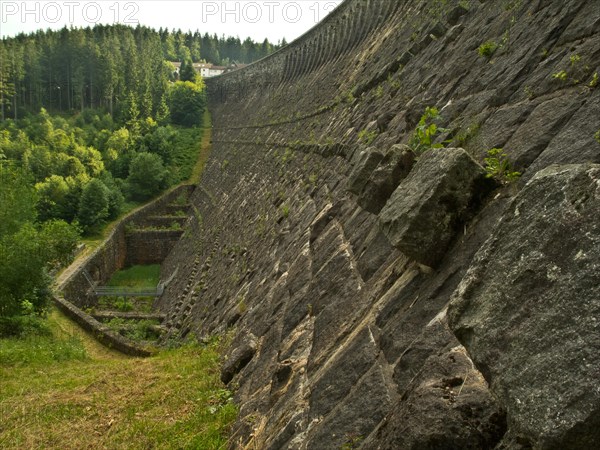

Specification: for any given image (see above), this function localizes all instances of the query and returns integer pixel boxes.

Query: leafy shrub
[408,107,447,154]
[77,178,110,231]
[168,81,207,127]
[483,148,521,183]
[0,314,51,338]
[127,152,168,200]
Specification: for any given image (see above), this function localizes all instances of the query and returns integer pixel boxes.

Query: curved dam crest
[151,0,600,448]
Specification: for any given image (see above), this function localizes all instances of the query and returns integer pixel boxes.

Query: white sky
[0,0,343,43]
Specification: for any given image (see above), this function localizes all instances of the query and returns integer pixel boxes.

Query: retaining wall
[160,0,600,447]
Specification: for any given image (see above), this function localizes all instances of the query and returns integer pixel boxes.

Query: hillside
[104,0,599,448]
[0,309,235,448]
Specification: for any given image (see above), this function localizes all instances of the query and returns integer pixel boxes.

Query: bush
[483,148,521,183]
[168,81,207,127]
[0,314,51,339]
[127,152,168,200]
[408,107,447,154]
[478,41,498,58]
[78,178,110,231]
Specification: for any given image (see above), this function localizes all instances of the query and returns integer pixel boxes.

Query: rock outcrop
[379,148,493,267]
[448,164,600,449]
[155,0,600,447]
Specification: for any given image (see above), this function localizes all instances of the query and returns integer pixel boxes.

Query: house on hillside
[170,61,227,78]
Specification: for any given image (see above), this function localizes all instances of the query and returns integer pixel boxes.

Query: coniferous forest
[0,24,280,330]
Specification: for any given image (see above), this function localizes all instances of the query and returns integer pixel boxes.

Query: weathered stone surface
[357,144,415,214]
[220,333,257,384]
[154,1,600,447]
[448,164,600,448]
[526,94,600,179]
[363,345,506,450]
[309,326,379,420]
[504,95,583,171]
[346,147,384,195]
[379,148,491,267]
[304,363,392,449]
[446,4,469,25]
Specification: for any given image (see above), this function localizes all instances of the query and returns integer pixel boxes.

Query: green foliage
[408,107,447,154]
[38,219,80,266]
[106,265,161,289]
[594,129,600,145]
[358,129,378,145]
[478,41,498,58]
[453,122,480,146]
[0,323,237,448]
[552,70,568,81]
[168,81,207,127]
[0,164,37,237]
[0,164,79,319]
[341,433,364,450]
[0,330,87,365]
[99,172,125,219]
[552,53,593,85]
[104,316,159,341]
[483,148,521,183]
[127,152,168,200]
[77,178,110,231]
[179,56,198,83]
[281,203,291,219]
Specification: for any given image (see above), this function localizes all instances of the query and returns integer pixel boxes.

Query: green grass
[168,126,205,185]
[0,322,87,368]
[0,309,237,449]
[106,265,161,289]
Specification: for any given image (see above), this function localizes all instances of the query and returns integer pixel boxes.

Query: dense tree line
[0,24,252,329]
[159,28,284,66]
[0,24,281,119]
[0,161,79,334]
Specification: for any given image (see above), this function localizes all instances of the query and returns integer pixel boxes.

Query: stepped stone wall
[158,0,600,448]
[125,230,184,266]
[61,185,193,309]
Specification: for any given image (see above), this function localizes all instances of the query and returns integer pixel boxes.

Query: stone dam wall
[157,0,600,448]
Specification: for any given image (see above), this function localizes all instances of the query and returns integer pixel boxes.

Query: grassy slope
[0,310,236,449]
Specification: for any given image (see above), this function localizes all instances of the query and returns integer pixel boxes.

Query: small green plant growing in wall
[409,106,447,155]
[341,433,364,450]
[552,53,594,85]
[344,89,356,104]
[358,129,378,145]
[483,148,521,183]
[478,41,498,59]
[281,203,290,219]
[594,129,600,145]
[552,70,568,81]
